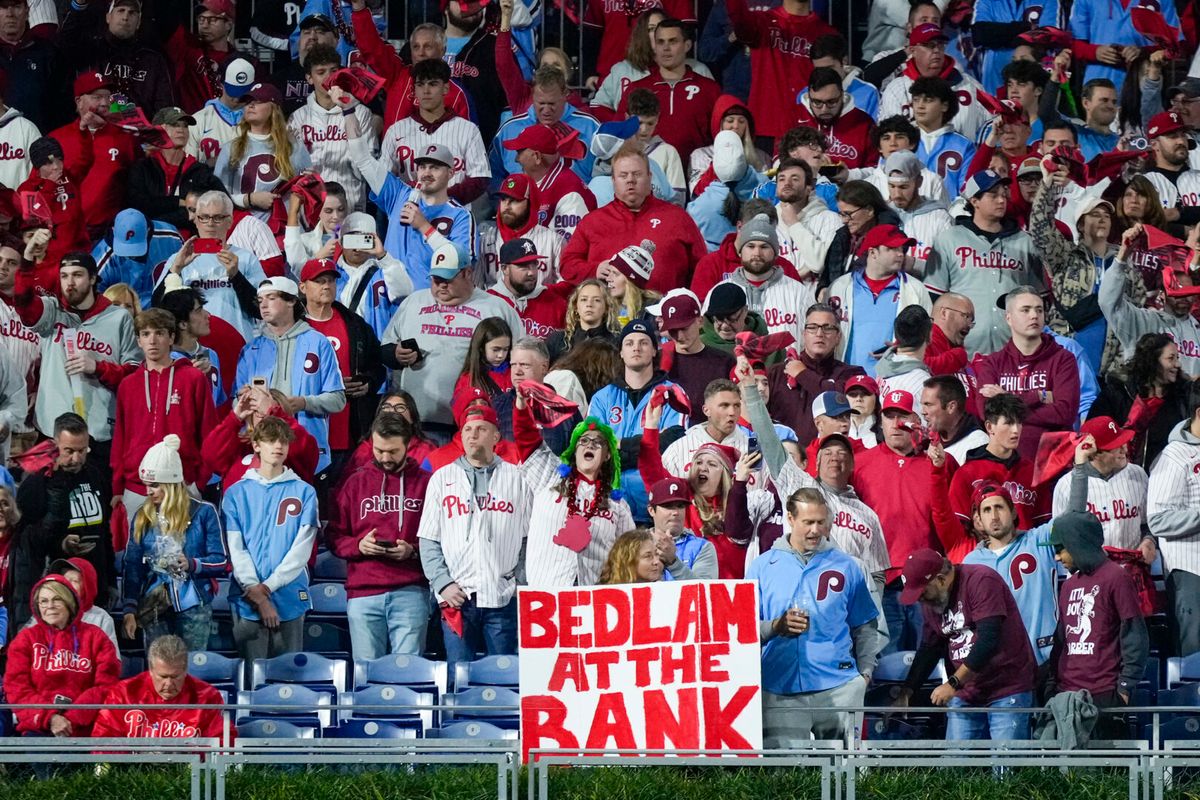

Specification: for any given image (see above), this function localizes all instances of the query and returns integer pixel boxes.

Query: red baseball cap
[497,173,532,201]
[503,124,558,155]
[456,399,500,430]
[1147,111,1193,142]
[971,482,1014,513]
[1080,416,1135,451]
[451,386,487,424]
[199,0,236,19]
[857,224,915,257]
[880,389,915,414]
[648,478,693,506]
[244,82,283,105]
[658,292,702,331]
[300,258,338,283]
[909,23,949,46]
[439,0,490,11]
[900,548,947,604]
[844,374,880,396]
[73,71,113,98]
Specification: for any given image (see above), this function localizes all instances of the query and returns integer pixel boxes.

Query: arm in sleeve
[1118,615,1150,694]
[418,538,456,594]
[192,503,229,578]
[724,479,754,546]
[689,539,720,580]
[932,459,974,563]
[636,425,671,488]
[326,482,366,561]
[725,0,765,46]
[351,6,406,82]
[223,504,261,589]
[1068,464,1090,513]
[347,117,390,199]
[903,640,946,691]
[262,522,318,593]
[1029,182,1074,276]
[1142,75,1165,121]
[850,618,886,678]
[230,270,261,322]
[1023,352,1080,429]
[961,615,1003,671]
[1148,454,1200,538]
[494,29,533,114]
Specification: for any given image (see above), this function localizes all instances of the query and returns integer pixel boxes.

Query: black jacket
[125,155,215,231]
[332,302,385,447]
[0,34,61,131]
[1089,375,1192,470]
[60,3,176,114]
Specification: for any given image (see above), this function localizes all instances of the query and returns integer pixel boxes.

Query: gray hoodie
[1101,259,1200,378]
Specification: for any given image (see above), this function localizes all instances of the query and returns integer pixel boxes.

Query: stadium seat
[1159,683,1200,711]
[337,685,434,732]
[121,655,145,679]
[1161,716,1200,742]
[443,687,520,729]
[871,650,948,685]
[208,616,237,653]
[303,620,352,655]
[313,551,347,581]
[310,582,348,616]
[427,721,519,740]
[236,684,333,729]
[354,654,449,700]
[189,651,245,695]
[327,720,419,740]
[238,719,317,739]
[252,652,349,698]
[454,654,519,690]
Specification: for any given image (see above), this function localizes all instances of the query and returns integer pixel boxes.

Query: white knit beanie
[139,434,184,484]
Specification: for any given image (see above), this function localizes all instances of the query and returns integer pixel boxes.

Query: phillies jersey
[92,673,226,741]
[962,527,1058,664]
[158,247,268,343]
[894,201,953,277]
[368,176,478,291]
[487,282,568,340]
[0,107,37,190]
[535,159,596,244]
[186,99,242,166]
[1144,168,1200,210]
[525,483,635,587]
[334,254,411,340]
[725,266,817,343]
[1052,463,1149,550]
[213,134,313,221]
[50,119,138,230]
[794,98,880,170]
[879,58,989,141]
[477,221,562,288]
[223,467,319,623]
[380,110,490,191]
[287,95,377,210]
[916,126,976,200]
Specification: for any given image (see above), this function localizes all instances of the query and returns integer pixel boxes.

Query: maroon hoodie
[975,333,1081,461]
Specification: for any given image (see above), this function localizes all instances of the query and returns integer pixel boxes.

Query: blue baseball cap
[429,242,469,281]
[962,169,1011,199]
[113,209,148,258]
[811,390,852,419]
[590,117,641,160]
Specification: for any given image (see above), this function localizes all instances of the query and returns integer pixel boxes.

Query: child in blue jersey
[235,277,346,474]
[747,486,884,745]
[910,77,975,200]
[224,417,319,665]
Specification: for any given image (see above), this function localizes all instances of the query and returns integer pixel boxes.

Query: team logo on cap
[433,250,452,268]
[522,241,534,254]
[303,352,320,374]
[670,483,678,492]
[235,70,249,83]
[124,229,136,241]
[504,178,517,190]
[889,392,904,403]
[1109,421,1119,434]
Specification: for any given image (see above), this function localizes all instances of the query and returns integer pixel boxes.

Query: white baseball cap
[224,58,256,99]
[258,276,299,297]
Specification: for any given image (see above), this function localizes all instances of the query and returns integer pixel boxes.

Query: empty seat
[338,685,433,732]
[354,654,448,700]
[427,721,518,740]
[208,617,236,652]
[327,720,418,740]
[310,583,348,616]
[303,620,352,655]
[443,687,520,729]
[189,651,244,694]
[313,551,347,581]
[454,654,518,690]
[252,652,349,697]
[237,684,333,729]
[238,719,317,739]
[1161,716,1200,741]
[121,655,145,679]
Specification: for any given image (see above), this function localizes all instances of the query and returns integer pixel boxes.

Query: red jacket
[2,576,120,735]
[17,172,89,292]
[925,322,968,376]
[560,195,707,294]
[92,673,229,741]
[49,121,137,232]
[110,359,218,496]
[326,457,430,599]
[948,446,1051,531]
[725,0,838,138]
[975,333,1081,461]
[691,232,803,301]
[351,8,471,126]
[619,67,723,164]
[201,406,319,487]
[795,101,878,170]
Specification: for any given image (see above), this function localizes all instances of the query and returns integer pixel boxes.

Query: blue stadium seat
[252,652,349,698]
[427,721,519,740]
[1159,683,1200,710]
[211,579,231,614]
[454,654,519,690]
[872,650,947,685]
[1161,716,1200,741]
[313,551,347,581]
[354,654,448,701]
[236,684,333,729]
[443,687,520,729]
[303,620,352,655]
[189,651,244,695]
[1165,654,1200,689]
[238,719,317,739]
[338,685,433,731]
[121,655,145,679]
[310,582,348,616]
[327,720,419,739]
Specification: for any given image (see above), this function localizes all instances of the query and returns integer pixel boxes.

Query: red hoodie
[326,457,431,599]
[17,172,89,293]
[2,575,121,735]
[948,446,1051,531]
[92,672,230,742]
[110,358,219,496]
[49,120,137,233]
[794,100,878,170]
[560,194,707,294]
[691,95,760,198]
[201,406,319,487]
[974,333,1081,462]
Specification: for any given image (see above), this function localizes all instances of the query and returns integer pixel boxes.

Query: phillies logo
[826,139,859,161]
[649,218,662,228]
[52,325,115,356]
[762,307,799,328]
[275,498,302,525]
[954,247,1023,271]
[200,138,220,160]
[303,352,320,373]
[123,710,200,739]
[0,143,25,160]
[324,336,341,352]
[1023,5,1043,22]
[1008,553,1037,590]
[833,509,873,538]
[31,643,93,673]
[816,570,845,601]
[125,228,137,242]
[684,85,700,101]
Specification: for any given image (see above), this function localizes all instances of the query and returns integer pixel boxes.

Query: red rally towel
[734,330,796,362]
[1104,547,1164,616]
[518,380,579,428]
[323,67,387,105]
[1032,430,1082,487]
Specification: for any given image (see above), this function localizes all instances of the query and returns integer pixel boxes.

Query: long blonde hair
[599,529,654,585]
[691,461,732,538]
[229,105,298,183]
[563,279,621,341]
[133,483,192,543]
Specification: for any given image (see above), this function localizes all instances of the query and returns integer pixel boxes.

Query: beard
[447,7,483,31]
[500,206,529,229]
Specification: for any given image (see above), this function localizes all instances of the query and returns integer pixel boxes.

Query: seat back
[252,652,349,696]
[444,687,520,728]
[313,551,347,581]
[237,684,333,728]
[329,720,418,739]
[354,654,448,699]
[302,621,352,655]
[190,652,244,693]
[454,654,519,690]
[339,685,433,731]
[310,582,348,615]
[428,721,518,740]
[238,719,316,739]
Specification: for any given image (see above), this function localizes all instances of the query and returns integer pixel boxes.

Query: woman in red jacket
[3,574,120,736]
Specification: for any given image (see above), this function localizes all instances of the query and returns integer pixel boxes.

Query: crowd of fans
[0,0,1194,750]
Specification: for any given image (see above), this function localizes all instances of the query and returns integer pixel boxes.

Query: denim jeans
[880,585,924,656]
[143,602,213,653]
[347,585,431,660]
[946,691,1033,741]
[441,594,517,669]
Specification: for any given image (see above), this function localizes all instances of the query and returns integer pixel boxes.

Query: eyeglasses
[37,598,66,608]
[838,206,867,221]
[380,403,410,414]
[943,307,975,323]
[195,214,229,224]
[804,324,839,335]
[1017,174,1041,184]
[809,97,843,110]
[577,436,606,448]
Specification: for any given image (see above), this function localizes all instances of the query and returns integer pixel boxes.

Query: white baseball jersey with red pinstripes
[1052,464,1148,550]
[380,114,490,188]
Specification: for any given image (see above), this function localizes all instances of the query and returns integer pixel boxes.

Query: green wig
[558,417,622,496]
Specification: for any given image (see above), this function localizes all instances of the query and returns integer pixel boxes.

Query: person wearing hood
[976,287,1081,461]
[587,115,678,209]
[27,556,119,653]
[828,226,931,375]
[13,252,139,454]
[111,309,217,522]
[794,67,879,171]
[326,412,432,660]
[879,24,988,141]
[883,151,951,278]
[3,573,120,736]
[846,374,884,449]
[925,171,1046,356]
[480,174,562,292]
[721,212,817,345]
[119,436,225,651]
[894,548,1038,740]
[235,276,346,477]
[921,374,986,464]
[1148,382,1200,655]
[223,416,319,666]
[688,95,768,197]
[747,486,884,745]
[18,138,91,292]
[876,306,935,408]
[1049,512,1148,737]
[1102,223,1200,379]
[59,0,174,115]
[201,384,320,488]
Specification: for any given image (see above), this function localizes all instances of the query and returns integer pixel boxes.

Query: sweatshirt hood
[896,197,950,220]
[769,532,836,558]
[1049,511,1107,574]
[957,215,1022,240]
[875,350,926,378]
[46,557,98,613]
[245,466,302,485]
[1169,418,1200,445]
[30,573,81,627]
[0,106,23,128]
[710,94,755,137]
[1000,332,1062,366]
[265,320,313,341]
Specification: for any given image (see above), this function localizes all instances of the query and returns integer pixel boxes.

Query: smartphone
[376,539,397,548]
[252,377,267,388]
[747,432,760,457]
[194,238,223,254]
[400,338,423,366]
[818,162,844,178]
[343,233,374,251]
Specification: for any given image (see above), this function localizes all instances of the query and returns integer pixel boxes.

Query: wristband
[947,675,961,690]
[342,106,356,116]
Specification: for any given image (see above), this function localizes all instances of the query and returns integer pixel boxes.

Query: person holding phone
[326,413,431,660]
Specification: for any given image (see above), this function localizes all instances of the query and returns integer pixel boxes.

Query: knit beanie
[29,137,63,169]
[610,239,656,289]
[735,213,779,254]
[139,434,184,484]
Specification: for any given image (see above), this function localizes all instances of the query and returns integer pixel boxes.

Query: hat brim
[113,239,148,258]
[414,157,453,168]
[911,34,950,46]
[658,314,700,332]
[504,254,541,266]
[430,267,464,280]
[302,269,339,282]
[818,433,854,452]
[899,582,928,605]
[1099,428,1136,451]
